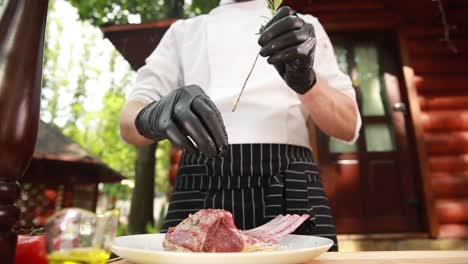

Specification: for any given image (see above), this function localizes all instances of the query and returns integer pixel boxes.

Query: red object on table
[14,235,48,264]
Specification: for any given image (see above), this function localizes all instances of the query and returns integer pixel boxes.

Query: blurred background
[2,0,467,252]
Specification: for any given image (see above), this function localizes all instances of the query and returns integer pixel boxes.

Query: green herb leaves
[267,0,283,16]
[259,0,283,34]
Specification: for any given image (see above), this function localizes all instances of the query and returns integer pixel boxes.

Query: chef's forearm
[299,74,358,142]
[119,100,154,146]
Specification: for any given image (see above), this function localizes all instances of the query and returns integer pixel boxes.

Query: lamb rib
[163,209,310,253]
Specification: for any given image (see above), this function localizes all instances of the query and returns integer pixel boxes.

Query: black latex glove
[135,85,229,158]
[258,6,317,95]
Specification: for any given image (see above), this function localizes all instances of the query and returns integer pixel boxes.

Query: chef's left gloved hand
[258,6,317,95]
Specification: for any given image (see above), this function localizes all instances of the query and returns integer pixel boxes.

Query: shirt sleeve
[301,15,362,144]
[127,21,184,104]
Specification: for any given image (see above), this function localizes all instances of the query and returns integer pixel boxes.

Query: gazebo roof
[101,19,176,71]
[34,120,94,161]
[21,121,124,184]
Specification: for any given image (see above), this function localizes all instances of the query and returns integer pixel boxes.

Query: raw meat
[163,209,310,253]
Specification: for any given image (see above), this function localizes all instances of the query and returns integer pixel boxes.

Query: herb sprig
[267,0,283,16]
[232,0,283,112]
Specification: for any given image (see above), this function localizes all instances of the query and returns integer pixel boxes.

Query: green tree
[68,0,170,25]
[74,51,137,179]
[41,1,63,124]
[67,0,220,26]
[188,0,220,16]
[40,1,137,182]
[63,30,95,139]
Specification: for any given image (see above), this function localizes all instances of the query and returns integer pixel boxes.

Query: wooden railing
[0,0,49,262]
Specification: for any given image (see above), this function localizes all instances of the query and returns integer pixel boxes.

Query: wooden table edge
[317,251,468,260]
[107,250,468,263]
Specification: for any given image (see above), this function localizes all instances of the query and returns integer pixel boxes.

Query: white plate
[112,234,333,264]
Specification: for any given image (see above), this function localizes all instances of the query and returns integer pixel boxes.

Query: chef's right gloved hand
[134,85,229,158]
[258,6,317,95]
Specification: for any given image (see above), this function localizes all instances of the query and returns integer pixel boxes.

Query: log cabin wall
[405,25,468,238]
[285,0,468,238]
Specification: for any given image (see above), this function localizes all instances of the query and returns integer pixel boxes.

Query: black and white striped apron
[161,144,338,251]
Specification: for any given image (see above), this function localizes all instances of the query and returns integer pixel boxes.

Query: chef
[119,0,361,251]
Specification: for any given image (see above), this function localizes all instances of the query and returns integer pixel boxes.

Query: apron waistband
[178,144,314,177]
[174,168,321,191]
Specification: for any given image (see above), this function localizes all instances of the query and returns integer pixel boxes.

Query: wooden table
[108,251,468,264]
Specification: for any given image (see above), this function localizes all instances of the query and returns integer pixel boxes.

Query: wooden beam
[100,19,176,34]
[432,175,468,198]
[303,3,385,13]
[419,96,468,111]
[411,55,468,74]
[445,4,468,24]
[380,0,439,23]
[282,0,401,31]
[429,154,468,173]
[323,20,397,32]
[414,74,468,94]
[100,19,176,71]
[421,110,468,132]
[397,29,439,238]
[425,132,468,155]
[291,0,384,12]
[317,11,401,31]
[402,25,468,38]
[406,39,468,55]
[436,199,468,224]
[439,224,468,238]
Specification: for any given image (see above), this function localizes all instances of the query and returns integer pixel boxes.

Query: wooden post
[0,0,49,262]
[128,144,157,234]
[397,29,439,238]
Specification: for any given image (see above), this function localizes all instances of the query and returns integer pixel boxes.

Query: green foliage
[40,0,178,191]
[68,0,171,25]
[42,1,63,123]
[145,202,167,234]
[186,0,220,17]
[103,183,132,201]
[145,222,158,234]
[117,222,129,237]
[41,2,138,182]
[0,0,4,8]
[63,31,96,139]
[68,52,137,179]
[155,140,171,193]
[67,0,220,26]
[259,0,282,32]
[267,0,283,15]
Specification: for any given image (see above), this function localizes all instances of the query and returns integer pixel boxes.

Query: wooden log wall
[406,24,468,238]
[285,0,468,238]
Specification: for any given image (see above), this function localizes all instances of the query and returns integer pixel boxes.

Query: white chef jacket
[128,0,362,149]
